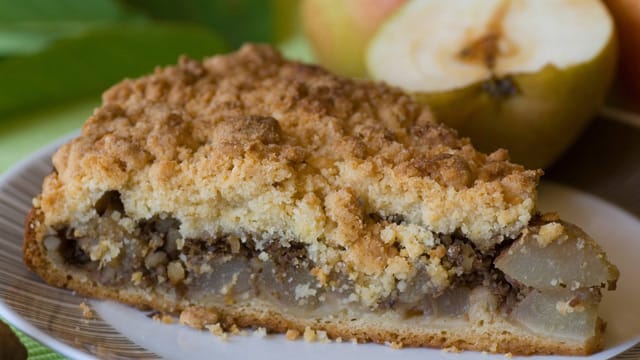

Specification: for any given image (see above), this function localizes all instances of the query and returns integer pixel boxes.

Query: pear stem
[480,76,520,99]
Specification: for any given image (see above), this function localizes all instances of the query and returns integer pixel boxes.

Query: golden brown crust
[23,208,47,279]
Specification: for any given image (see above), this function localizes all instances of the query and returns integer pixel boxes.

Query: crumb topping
[555,299,586,315]
[206,323,228,341]
[37,44,540,307]
[303,327,317,342]
[152,312,174,324]
[285,329,300,340]
[179,306,219,329]
[253,327,268,337]
[536,222,567,247]
[79,301,93,319]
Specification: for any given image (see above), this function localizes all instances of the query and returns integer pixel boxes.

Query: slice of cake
[23,44,618,355]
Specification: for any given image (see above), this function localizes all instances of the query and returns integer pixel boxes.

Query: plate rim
[0,130,97,360]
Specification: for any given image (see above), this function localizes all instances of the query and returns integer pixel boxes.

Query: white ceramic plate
[1,135,639,360]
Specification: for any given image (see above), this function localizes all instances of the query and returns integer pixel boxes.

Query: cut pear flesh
[495,221,619,291]
[367,0,614,92]
[511,289,599,341]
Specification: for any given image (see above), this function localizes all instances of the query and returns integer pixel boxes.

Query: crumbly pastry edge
[23,208,602,355]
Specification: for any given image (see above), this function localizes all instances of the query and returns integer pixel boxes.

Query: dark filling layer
[48,192,526,318]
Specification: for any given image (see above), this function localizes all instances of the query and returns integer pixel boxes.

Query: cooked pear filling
[41,192,617,341]
[49,212,502,313]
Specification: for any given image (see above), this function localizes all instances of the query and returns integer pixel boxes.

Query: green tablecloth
[2,321,65,360]
[0,101,98,359]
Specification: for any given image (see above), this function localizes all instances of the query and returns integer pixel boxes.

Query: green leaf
[120,0,275,47]
[0,101,98,173]
[0,22,227,119]
[0,0,139,56]
[0,0,126,22]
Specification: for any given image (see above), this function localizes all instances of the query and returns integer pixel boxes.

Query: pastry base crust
[23,208,602,355]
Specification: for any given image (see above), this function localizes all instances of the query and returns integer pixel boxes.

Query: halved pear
[367,0,617,168]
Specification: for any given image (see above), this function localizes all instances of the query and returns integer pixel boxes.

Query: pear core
[367,0,614,93]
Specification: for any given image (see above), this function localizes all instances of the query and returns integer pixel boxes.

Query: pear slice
[366,0,616,168]
[495,221,619,291]
[511,288,600,342]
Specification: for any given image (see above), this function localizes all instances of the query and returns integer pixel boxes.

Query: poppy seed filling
[44,191,526,319]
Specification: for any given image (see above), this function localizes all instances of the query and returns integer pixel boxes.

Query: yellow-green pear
[367,0,617,168]
[302,0,407,77]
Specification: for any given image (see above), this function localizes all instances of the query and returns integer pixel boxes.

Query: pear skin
[417,35,617,168]
[302,0,405,77]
